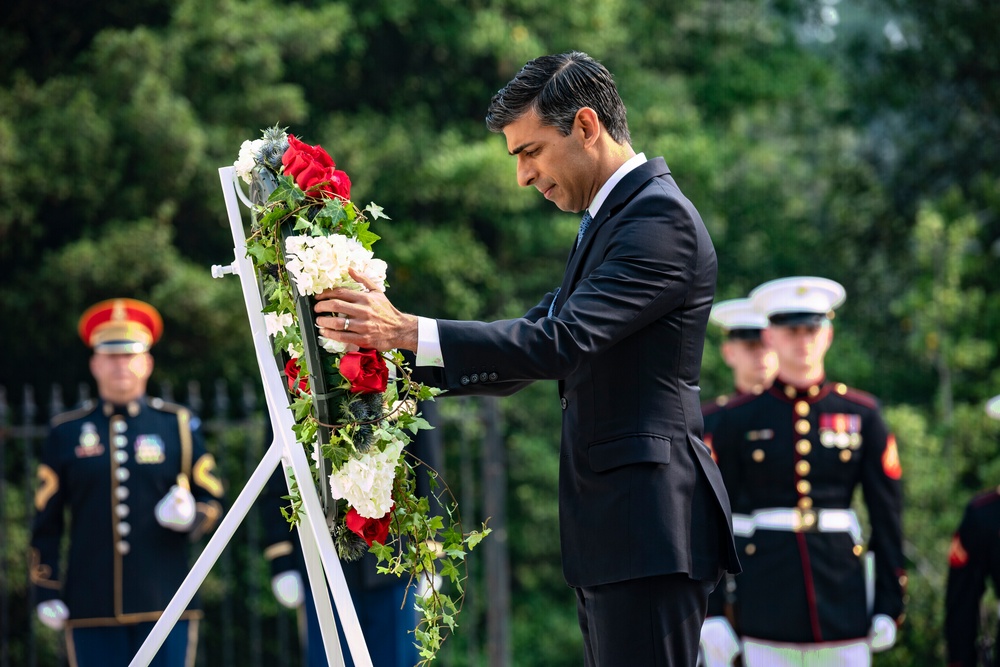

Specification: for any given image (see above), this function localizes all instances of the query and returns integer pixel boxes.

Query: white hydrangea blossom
[328,437,404,518]
[319,336,347,354]
[234,138,266,184]
[263,311,300,358]
[263,312,295,338]
[284,234,388,296]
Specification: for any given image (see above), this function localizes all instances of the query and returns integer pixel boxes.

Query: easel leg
[279,427,373,667]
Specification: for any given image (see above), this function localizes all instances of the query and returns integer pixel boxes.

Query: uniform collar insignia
[102,399,144,417]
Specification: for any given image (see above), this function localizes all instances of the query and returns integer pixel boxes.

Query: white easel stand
[127,166,372,667]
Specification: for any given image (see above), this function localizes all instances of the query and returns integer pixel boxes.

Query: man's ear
[574,107,602,147]
[720,340,735,367]
[761,328,774,347]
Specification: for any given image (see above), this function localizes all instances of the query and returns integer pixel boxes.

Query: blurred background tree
[2,0,999,665]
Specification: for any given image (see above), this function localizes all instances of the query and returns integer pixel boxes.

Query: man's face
[721,339,778,392]
[90,352,153,403]
[763,323,833,374]
[503,109,595,213]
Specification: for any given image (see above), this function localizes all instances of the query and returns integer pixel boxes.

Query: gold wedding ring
[343,317,350,331]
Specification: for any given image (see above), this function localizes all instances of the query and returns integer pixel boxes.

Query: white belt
[733,508,862,543]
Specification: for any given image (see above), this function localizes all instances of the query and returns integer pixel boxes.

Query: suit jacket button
[460,375,470,385]
[489,372,498,381]
[470,373,479,383]
[560,397,568,410]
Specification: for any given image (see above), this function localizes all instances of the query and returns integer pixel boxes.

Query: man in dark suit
[310,51,739,666]
[30,298,225,667]
[944,394,1000,667]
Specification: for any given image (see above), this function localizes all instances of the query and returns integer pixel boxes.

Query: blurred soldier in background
[944,394,1000,667]
[701,296,779,444]
[30,298,225,667]
[261,461,420,667]
[699,296,777,665]
[702,277,906,666]
[261,402,445,666]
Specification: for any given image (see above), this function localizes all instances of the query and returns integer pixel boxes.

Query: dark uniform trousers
[30,398,224,667]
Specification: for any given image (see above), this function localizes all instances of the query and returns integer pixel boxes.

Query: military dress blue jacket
[30,397,224,627]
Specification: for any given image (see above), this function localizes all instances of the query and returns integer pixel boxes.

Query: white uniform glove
[155,480,197,532]
[869,613,897,652]
[37,600,69,631]
[417,573,444,599]
[699,616,740,666]
[271,570,304,609]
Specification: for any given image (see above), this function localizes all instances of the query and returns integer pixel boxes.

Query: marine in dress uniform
[30,298,225,667]
[701,297,779,447]
[944,394,1000,667]
[703,277,906,667]
[700,297,777,666]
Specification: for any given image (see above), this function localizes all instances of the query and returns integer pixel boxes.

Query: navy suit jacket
[418,157,740,588]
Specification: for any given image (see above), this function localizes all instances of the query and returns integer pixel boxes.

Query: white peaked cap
[710,298,768,331]
[750,276,847,324]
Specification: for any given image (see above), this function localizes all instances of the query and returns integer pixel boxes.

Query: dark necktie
[576,210,593,248]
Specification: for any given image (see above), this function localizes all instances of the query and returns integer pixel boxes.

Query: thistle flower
[257,125,290,171]
[332,522,370,562]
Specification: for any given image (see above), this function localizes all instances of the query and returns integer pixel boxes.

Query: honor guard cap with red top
[749,276,846,327]
[987,395,1000,420]
[78,298,163,354]
[710,298,768,341]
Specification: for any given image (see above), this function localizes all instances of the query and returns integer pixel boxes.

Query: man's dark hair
[485,51,631,145]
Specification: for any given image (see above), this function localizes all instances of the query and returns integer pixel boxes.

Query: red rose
[284,358,309,394]
[339,349,388,394]
[281,134,352,200]
[345,505,394,546]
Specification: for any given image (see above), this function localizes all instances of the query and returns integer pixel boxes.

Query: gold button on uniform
[745,543,756,555]
[796,439,812,455]
[796,419,811,435]
[796,460,811,475]
[795,401,810,417]
[797,480,812,495]
[752,449,765,462]
[853,545,864,556]
[798,497,813,509]
[840,450,852,462]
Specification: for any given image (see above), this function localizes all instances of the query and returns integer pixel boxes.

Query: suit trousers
[576,573,717,667]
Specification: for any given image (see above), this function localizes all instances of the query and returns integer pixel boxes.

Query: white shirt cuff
[416,317,445,367]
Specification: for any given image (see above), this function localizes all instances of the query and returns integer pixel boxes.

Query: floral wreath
[234,126,489,663]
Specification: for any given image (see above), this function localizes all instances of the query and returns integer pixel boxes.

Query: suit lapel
[552,158,671,316]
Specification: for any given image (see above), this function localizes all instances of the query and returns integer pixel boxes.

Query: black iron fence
[0,382,509,667]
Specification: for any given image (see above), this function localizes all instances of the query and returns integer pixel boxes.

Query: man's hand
[271,570,304,609]
[37,600,69,631]
[155,477,196,532]
[314,268,419,352]
[869,614,897,652]
[699,616,740,666]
